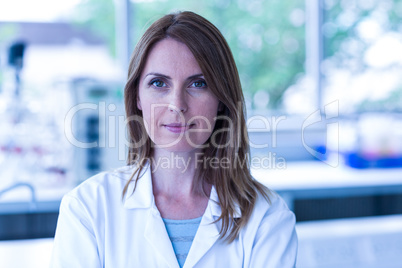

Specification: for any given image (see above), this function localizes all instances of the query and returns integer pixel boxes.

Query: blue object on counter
[344,152,402,169]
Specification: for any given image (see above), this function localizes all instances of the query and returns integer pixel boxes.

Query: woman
[51,11,297,268]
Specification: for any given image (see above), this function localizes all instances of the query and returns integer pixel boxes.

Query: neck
[150,149,205,197]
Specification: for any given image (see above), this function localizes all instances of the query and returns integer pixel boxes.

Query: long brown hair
[123,11,271,242]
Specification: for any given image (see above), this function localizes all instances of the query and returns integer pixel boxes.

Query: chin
[155,144,204,153]
[151,134,210,153]
[152,138,207,154]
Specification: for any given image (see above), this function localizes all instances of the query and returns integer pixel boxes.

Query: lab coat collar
[123,164,242,218]
[209,186,242,218]
[185,187,241,267]
[145,204,181,267]
[122,164,180,267]
[121,163,242,267]
[122,163,153,210]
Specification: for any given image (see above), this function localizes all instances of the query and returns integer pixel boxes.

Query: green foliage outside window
[72,0,305,109]
[322,0,402,112]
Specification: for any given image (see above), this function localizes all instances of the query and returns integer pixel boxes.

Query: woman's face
[137,38,220,153]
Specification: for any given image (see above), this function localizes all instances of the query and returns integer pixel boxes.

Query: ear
[137,97,142,110]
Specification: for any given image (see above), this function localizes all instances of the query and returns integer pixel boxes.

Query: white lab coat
[50,164,297,268]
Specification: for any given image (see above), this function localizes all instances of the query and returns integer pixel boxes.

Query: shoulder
[250,190,295,228]
[62,165,137,205]
[236,191,297,267]
[263,190,292,215]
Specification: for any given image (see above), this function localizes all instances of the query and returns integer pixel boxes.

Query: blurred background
[0,0,402,267]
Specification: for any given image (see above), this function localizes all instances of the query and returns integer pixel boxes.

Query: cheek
[192,101,220,131]
[141,105,165,134]
[137,97,159,134]
[197,100,220,120]
[138,94,161,120]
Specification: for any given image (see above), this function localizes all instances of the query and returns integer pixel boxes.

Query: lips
[163,123,194,133]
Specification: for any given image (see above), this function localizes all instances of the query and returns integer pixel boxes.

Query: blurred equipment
[8,41,26,98]
[340,113,402,168]
[69,79,126,183]
[8,42,26,68]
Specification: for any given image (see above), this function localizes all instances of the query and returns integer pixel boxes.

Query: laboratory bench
[0,182,73,240]
[253,161,402,220]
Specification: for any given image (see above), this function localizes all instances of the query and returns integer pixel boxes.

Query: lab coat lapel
[184,187,235,268]
[122,166,242,267]
[145,208,180,268]
[183,201,220,268]
[123,165,179,267]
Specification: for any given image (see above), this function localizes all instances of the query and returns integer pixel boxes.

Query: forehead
[142,38,202,76]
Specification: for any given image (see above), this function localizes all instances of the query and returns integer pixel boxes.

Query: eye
[191,80,207,88]
[150,79,166,88]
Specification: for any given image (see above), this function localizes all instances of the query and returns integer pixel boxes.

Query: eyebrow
[145,72,171,79]
[144,72,204,80]
[187,73,204,80]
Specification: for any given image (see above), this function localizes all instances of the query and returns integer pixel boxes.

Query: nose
[168,90,188,113]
